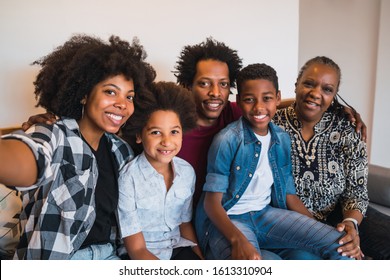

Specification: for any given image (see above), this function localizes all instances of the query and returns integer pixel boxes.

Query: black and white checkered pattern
[2,118,133,259]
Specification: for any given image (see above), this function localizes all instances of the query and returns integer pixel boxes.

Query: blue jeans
[278,205,390,260]
[272,248,322,260]
[70,243,120,260]
[206,205,350,260]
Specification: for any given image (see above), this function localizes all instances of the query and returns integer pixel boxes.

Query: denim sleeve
[117,164,142,238]
[203,131,234,193]
[282,134,296,196]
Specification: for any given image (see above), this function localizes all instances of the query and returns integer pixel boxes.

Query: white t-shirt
[227,131,273,215]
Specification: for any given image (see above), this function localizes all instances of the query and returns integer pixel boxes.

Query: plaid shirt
[2,118,133,259]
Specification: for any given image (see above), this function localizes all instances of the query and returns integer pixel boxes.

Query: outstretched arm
[0,138,37,186]
[204,192,261,260]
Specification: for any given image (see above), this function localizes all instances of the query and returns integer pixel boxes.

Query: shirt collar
[286,103,335,134]
[138,151,180,181]
[241,117,281,146]
[61,117,81,134]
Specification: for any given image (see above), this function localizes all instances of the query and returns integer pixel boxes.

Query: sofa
[367,164,390,216]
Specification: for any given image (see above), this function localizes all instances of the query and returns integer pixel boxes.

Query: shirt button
[257,141,261,145]
[205,231,209,236]
[255,153,259,157]
[236,194,240,199]
[236,166,241,170]
[249,173,253,177]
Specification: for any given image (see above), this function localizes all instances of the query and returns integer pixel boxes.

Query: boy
[195,63,350,260]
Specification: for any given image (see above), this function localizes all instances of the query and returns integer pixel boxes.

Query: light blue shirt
[118,152,195,259]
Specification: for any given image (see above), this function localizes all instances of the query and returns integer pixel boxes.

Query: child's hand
[231,238,262,260]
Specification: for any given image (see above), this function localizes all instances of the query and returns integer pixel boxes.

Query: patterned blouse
[273,104,369,221]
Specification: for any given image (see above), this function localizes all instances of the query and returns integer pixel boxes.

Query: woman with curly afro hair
[0,34,156,260]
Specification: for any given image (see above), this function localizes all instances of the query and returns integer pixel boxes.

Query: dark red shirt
[177,101,242,207]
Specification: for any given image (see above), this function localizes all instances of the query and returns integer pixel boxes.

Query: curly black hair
[173,37,242,88]
[121,81,198,155]
[236,63,279,94]
[32,34,156,120]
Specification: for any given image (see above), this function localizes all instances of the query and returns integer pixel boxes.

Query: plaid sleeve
[2,124,61,190]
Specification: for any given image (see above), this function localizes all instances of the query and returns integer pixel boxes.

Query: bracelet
[342,218,359,235]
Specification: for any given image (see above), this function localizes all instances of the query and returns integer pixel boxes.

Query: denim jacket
[195,117,296,252]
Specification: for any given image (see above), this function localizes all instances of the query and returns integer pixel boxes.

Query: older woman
[274,56,389,260]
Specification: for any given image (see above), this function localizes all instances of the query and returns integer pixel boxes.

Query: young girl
[0,34,155,260]
[118,82,203,260]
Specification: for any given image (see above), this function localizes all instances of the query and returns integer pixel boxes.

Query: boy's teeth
[254,115,266,120]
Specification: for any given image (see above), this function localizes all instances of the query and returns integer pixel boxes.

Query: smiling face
[191,59,231,127]
[136,110,183,171]
[294,63,339,125]
[237,79,280,136]
[78,74,135,144]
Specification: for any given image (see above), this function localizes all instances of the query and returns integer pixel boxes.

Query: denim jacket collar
[241,117,281,147]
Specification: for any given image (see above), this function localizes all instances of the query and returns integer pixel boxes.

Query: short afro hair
[237,63,279,94]
[33,34,156,120]
[174,37,242,88]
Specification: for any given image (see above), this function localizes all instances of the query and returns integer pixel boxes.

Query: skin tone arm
[344,107,367,142]
[204,192,261,260]
[0,138,37,186]
[123,232,159,260]
[179,222,204,259]
[336,210,364,260]
[286,194,313,218]
[23,108,368,142]
[21,112,57,131]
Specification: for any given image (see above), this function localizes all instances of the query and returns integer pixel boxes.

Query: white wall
[0,0,299,128]
[371,0,390,168]
[298,0,390,166]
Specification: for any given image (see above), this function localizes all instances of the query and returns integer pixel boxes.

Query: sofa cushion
[367,164,390,208]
